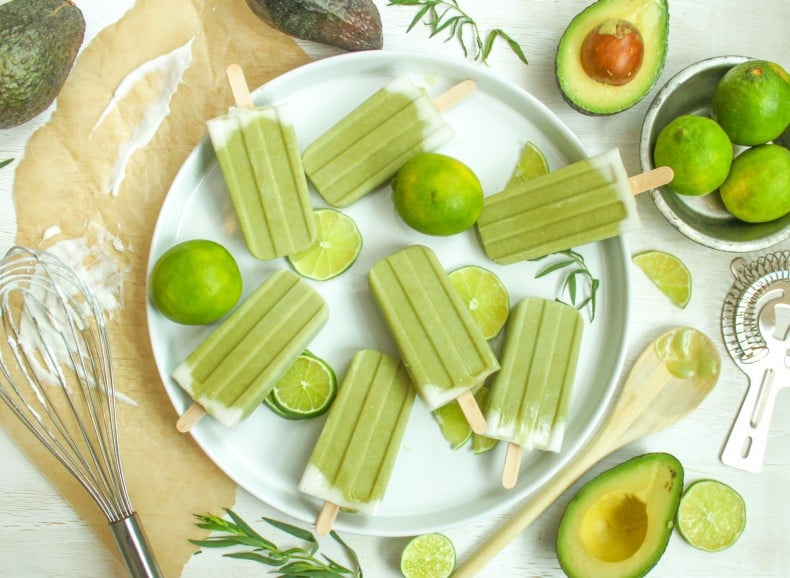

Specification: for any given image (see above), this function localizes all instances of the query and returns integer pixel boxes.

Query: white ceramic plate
[147,51,630,537]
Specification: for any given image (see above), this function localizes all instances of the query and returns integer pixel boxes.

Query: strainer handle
[721,367,780,473]
[109,513,163,578]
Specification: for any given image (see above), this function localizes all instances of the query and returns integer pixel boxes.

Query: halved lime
[506,141,549,187]
[288,209,362,281]
[676,479,746,552]
[471,386,499,454]
[433,400,472,450]
[269,351,337,419]
[632,250,692,309]
[400,533,456,578]
[448,265,510,340]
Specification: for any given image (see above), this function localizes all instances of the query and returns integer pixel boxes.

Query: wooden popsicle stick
[176,402,206,433]
[226,63,255,109]
[316,502,340,536]
[501,443,523,489]
[456,390,487,435]
[628,165,674,195]
[433,79,477,113]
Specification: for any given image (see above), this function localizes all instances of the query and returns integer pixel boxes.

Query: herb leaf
[0,159,13,169]
[388,0,528,65]
[533,249,601,321]
[190,509,363,577]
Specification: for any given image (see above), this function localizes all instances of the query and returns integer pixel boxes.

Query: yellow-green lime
[632,250,692,309]
[392,152,483,236]
[720,144,790,223]
[712,59,790,145]
[652,115,733,196]
[448,265,510,340]
[506,141,550,187]
[471,386,499,454]
[149,239,242,325]
[433,400,472,450]
[400,533,456,578]
[676,479,746,552]
[269,351,337,419]
[288,209,362,281]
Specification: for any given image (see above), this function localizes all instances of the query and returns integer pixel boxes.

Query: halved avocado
[556,0,669,115]
[557,452,683,578]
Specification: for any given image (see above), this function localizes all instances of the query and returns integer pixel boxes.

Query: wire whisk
[0,246,161,577]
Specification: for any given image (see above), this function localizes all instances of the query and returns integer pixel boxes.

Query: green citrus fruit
[712,59,790,145]
[149,239,242,325]
[632,250,692,309]
[400,533,456,578]
[392,153,484,236]
[652,115,733,196]
[719,144,790,223]
[287,209,362,281]
[448,265,510,340]
[433,400,472,450]
[676,479,746,552]
[268,351,337,419]
[506,141,550,187]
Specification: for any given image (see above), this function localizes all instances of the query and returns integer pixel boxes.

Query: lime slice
[269,352,337,419]
[471,386,499,454]
[676,479,746,552]
[448,265,510,340]
[400,533,456,578]
[288,209,362,281]
[506,141,549,187]
[632,250,692,309]
[433,400,472,450]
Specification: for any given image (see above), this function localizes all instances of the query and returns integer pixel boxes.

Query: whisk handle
[109,513,163,578]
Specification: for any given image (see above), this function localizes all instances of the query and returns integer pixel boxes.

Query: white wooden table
[1,1,788,576]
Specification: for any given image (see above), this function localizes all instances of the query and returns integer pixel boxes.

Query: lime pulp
[676,479,746,552]
[268,351,337,419]
[632,250,692,309]
[287,209,362,281]
[400,533,456,578]
[448,265,510,340]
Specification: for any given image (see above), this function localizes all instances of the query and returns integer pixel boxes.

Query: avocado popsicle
[207,65,315,260]
[485,297,584,488]
[368,245,498,432]
[173,270,328,430]
[301,76,469,208]
[299,348,416,534]
[477,148,646,264]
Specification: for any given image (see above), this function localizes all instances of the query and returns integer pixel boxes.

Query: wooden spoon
[453,326,721,577]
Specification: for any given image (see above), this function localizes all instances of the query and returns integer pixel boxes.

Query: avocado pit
[581,20,644,86]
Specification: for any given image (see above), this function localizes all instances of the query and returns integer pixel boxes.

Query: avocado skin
[556,452,684,578]
[245,0,382,52]
[0,0,85,129]
[555,0,669,116]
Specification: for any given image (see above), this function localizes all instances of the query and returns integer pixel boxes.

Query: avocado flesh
[556,0,669,115]
[0,0,85,129]
[557,452,683,578]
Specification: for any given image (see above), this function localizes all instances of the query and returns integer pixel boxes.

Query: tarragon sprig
[191,509,363,577]
[0,159,13,169]
[534,249,601,321]
[388,0,528,65]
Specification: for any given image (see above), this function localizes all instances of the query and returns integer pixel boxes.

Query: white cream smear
[91,37,195,198]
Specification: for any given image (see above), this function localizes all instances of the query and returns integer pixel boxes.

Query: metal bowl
[639,55,790,252]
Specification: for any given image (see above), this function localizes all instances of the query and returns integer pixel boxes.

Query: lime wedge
[433,400,472,450]
[632,250,692,309]
[269,351,337,419]
[506,141,549,187]
[471,386,499,454]
[400,533,456,578]
[676,479,746,552]
[288,209,362,281]
[448,265,510,340]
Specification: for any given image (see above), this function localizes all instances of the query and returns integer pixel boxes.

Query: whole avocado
[0,0,85,129]
[245,0,382,52]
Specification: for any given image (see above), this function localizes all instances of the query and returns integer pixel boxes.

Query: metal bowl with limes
[639,55,790,252]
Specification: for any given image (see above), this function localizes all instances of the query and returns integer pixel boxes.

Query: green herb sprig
[534,249,600,321]
[0,159,13,169]
[191,509,363,577]
[388,0,528,65]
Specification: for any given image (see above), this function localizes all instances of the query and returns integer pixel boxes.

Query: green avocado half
[556,452,684,578]
[556,0,669,115]
[0,0,85,129]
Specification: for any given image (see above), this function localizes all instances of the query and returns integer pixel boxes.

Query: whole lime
[719,144,790,223]
[392,153,484,236]
[712,60,790,146]
[652,115,733,196]
[149,239,242,325]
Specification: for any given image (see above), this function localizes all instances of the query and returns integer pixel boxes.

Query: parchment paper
[3,0,312,575]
